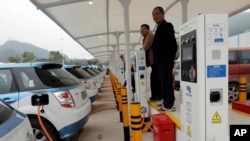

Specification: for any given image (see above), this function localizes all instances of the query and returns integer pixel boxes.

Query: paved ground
[76,74,250,141]
[77,75,153,141]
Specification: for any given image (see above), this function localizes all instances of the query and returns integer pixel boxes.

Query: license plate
[81,91,87,99]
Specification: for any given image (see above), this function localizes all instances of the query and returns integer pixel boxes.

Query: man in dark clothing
[151,6,177,111]
[140,24,160,101]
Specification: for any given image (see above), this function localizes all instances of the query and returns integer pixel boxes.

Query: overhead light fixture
[88,0,93,5]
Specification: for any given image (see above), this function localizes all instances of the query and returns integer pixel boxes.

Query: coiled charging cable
[37,105,54,141]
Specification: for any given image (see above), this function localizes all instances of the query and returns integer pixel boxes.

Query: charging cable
[37,105,54,141]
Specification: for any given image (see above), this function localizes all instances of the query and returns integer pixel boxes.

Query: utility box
[180,14,229,141]
[152,113,175,141]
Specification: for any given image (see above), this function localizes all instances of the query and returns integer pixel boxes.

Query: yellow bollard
[121,88,130,141]
[116,83,123,122]
[113,83,118,110]
[110,74,119,105]
[130,102,142,141]
[239,77,247,102]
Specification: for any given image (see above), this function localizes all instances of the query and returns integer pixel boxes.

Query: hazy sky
[0,0,94,59]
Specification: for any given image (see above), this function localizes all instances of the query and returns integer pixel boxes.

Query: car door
[228,50,240,83]
[0,100,34,141]
[0,69,19,109]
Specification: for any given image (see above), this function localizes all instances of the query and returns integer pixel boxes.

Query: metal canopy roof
[30,0,250,64]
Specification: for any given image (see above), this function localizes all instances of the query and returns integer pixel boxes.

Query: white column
[119,0,132,103]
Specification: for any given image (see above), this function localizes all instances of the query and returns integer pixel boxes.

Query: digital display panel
[182,46,193,61]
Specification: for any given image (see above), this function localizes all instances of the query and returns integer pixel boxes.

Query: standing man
[120,54,126,78]
[120,54,136,93]
[152,6,177,111]
[140,24,160,101]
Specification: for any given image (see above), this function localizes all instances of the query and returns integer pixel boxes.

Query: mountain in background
[0,40,67,63]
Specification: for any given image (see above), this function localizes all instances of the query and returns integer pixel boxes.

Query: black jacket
[152,20,177,66]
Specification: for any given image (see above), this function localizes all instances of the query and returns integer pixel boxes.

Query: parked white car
[63,65,99,103]
[0,100,34,141]
[0,62,91,141]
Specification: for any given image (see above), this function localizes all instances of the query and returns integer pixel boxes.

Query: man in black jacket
[151,6,177,111]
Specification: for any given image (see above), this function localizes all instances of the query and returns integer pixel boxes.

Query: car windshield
[92,68,101,74]
[76,67,93,78]
[0,101,13,124]
[65,67,92,79]
[78,68,93,78]
[84,68,97,76]
[36,67,81,87]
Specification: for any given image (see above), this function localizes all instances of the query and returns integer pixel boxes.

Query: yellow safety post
[113,82,118,110]
[121,88,130,141]
[130,102,142,141]
[112,75,118,89]
[239,77,247,102]
[111,77,117,100]
[117,83,123,122]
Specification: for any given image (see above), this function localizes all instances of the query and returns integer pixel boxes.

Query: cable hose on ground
[141,111,153,131]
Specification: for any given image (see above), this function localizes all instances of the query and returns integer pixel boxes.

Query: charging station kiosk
[134,50,149,120]
[180,14,229,141]
[119,59,125,83]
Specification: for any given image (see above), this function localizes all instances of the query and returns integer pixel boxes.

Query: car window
[79,69,93,78]
[0,70,14,93]
[12,67,48,91]
[229,51,238,64]
[65,68,82,78]
[78,69,93,78]
[72,67,93,78]
[92,69,101,74]
[36,67,81,87]
[20,72,36,88]
[97,68,104,72]
[241,50,250,64]
[86,68,97,75]
[0,101,13,124]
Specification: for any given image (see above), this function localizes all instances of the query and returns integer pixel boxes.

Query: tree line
[7,51,100,66]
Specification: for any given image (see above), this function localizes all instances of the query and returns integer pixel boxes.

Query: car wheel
[30,118,60,141]
[228,83,239,102]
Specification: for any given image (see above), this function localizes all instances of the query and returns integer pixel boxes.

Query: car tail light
[84,80,90,89]
[54,91,75,108]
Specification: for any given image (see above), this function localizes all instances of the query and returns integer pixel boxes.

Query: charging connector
[31,94,53,141]
[210,91,221,102]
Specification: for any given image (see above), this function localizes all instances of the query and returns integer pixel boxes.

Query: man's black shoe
[159,105,176,112]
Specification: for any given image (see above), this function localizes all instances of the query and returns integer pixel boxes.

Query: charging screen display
[182,46,193,61]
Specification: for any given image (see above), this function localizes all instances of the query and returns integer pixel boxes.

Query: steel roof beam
[75,30,140,40]
[30,0,87,9]
[87,43,141,50]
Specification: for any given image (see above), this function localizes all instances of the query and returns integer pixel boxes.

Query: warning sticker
[212,111,221,124]
[187,125,191,137]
